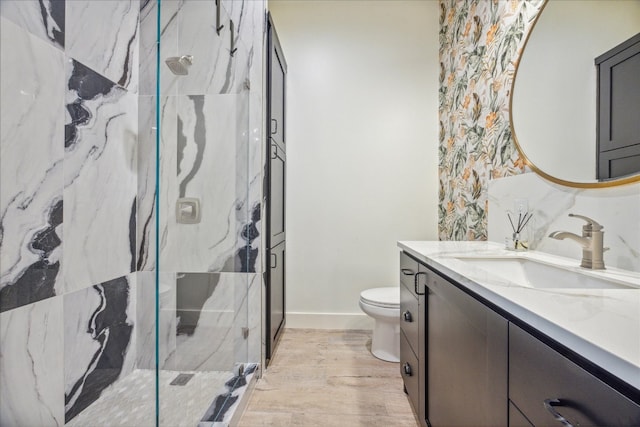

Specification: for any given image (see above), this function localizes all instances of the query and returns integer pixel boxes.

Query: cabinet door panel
[400,281,419,355]
[426,272,508,427]
[400,331,420,418]
[269,241,285,348]
[509,324,640,426]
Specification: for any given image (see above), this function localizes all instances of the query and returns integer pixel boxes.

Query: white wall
[268,0,440,329]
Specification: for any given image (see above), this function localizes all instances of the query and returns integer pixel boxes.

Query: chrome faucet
[548,214,606,270]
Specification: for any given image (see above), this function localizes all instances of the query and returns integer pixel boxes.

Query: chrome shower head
[165,55,193,75]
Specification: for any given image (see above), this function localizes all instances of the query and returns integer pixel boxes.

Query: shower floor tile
[66,369,232,427]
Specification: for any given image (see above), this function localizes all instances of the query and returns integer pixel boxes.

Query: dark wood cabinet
[596,32,640,180]
[266,13,287,364]
[399,250,640,427]
[399,252,426,426]
[509,323,640,427]
[425,269,508,427]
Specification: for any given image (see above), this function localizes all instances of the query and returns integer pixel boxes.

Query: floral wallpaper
[438,0,544,240]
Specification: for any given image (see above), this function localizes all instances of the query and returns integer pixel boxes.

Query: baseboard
[286,312,374,330]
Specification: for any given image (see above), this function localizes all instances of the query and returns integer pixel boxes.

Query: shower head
[165,55,193,75]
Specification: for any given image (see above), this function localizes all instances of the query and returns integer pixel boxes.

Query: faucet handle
[568,213,603,231]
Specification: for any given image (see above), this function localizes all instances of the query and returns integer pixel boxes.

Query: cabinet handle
[401,268,414,276]
[543,399,575,427]
[403,362,412,376]
[271,253,277,269]
[414,272,427,296]
[402,311,412,322]
[271,118,278,135]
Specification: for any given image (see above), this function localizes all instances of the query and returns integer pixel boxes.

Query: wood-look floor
[238,329,419,426]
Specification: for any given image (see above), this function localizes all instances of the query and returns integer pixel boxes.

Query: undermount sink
[452,256,638,290]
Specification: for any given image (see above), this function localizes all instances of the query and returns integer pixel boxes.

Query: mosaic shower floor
[66,369,232,427]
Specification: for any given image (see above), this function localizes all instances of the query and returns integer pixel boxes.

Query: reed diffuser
[506,209,533,251]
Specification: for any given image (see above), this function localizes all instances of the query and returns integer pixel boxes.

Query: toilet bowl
[359,287,400,362]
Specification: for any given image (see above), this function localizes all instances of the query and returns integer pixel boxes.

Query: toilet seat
[360,287,399,309]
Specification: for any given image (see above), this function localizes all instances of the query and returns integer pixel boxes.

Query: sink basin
[452,256,638,290]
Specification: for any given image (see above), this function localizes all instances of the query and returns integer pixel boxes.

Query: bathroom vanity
[398,241,640,427]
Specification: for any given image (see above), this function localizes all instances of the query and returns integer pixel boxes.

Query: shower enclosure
[0,1,266,425]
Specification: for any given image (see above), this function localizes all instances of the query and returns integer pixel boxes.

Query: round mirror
[511,0,640,187]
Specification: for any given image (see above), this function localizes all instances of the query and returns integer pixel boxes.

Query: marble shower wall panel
[248,91,264,275]
[66,0,139,92]
[63,59,138,294]
[161,95,248,273]
[0,17,65,312]
[0,297,64,427]
[140,0,180,97]
[177,0,246,95]
[137,95,157,271]
[0,0,65,50]
[64,274,137,423]
[488,173,640,271]
[247,273,261,363]
[164,273,248,372]
[136,271,177,370]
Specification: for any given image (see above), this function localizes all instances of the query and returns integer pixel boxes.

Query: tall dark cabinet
[266,13,287,364]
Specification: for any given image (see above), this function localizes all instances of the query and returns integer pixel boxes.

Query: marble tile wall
[488,173,640,272]
[1,0,266,424]
[1,0,142,424]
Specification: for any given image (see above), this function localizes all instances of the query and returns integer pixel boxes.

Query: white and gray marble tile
[66,0,139,92]
[63,59,138,294]
[140,0,181,96]
[0,297,64,427]
[160,95,249,273]
[488,173,640,271]
[137,95,157,271]
[177,0,243,95]
[0,17,65,312]
[64,274,136,423]
[164,273,248,372]
[246,273,261,363]
[0,0,65,50]
[136,271,177,369]
[198,363,258,426]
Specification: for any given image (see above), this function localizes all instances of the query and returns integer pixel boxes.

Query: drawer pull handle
[402,311,413,322]
[403,362,412,376]
[401,268,414,276]
[543,399,575,427]
[414,272,427,296]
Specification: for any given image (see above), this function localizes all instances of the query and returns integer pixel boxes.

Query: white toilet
[359,287,400,362]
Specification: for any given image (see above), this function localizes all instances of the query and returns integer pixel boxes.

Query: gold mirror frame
[509,0,640,189]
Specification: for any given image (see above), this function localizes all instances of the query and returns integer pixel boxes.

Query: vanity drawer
[400,330,420,417]
[400,251,419,291]
[509,324,640,427]
[400,280,419,354]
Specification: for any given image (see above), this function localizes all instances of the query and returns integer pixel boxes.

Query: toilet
[359,287,400,362]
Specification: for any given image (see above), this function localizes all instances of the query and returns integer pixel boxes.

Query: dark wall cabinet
[399,251,640,427]
[596,33,640,180]
[266,13,287,364]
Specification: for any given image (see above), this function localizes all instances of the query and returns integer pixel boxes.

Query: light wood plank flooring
[238,329,418,426]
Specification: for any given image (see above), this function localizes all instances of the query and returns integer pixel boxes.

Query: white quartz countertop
[398,241,640,392]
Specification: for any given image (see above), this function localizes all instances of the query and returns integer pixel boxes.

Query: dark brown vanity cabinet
[425,269,508,427]
[399,252,427,427]
[399,250,640,427]
[509,324,640,427]
[399,253,508,427]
